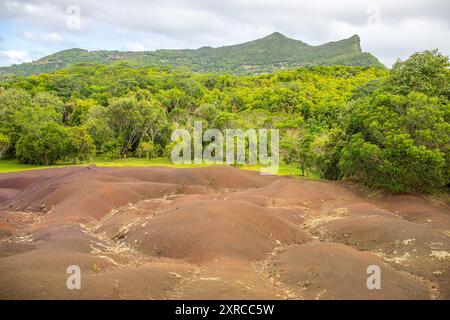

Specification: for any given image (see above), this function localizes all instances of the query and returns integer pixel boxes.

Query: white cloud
[23,31,63,43]
[0,50,32,65]
[123,41,145,51]
[329,18,450,66]
[0,0,448,67]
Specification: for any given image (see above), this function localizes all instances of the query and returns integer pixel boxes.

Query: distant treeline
[0,49,448,192]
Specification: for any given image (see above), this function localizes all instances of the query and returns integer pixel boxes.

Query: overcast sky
[0,0,449,67]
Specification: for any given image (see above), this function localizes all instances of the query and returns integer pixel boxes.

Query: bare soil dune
[0,166,448,299]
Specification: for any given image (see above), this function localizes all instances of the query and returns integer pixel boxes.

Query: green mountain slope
[0,33,384,75]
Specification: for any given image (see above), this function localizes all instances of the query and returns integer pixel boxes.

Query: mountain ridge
[0,33,384,75]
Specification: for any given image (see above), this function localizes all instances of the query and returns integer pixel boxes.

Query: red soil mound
[270,243,430,299]
[0,166,448,299]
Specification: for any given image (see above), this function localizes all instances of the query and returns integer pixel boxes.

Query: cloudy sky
[0,0,448,67]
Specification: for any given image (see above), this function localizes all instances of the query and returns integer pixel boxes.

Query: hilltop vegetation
[0,33,383,76]
[0,49,448,192]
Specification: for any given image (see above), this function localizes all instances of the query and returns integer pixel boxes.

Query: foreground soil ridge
[0,166,448,299]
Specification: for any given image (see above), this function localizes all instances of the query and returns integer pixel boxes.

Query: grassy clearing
[0,156,319,178]
[0,157,194,173]
[0,159,65,173]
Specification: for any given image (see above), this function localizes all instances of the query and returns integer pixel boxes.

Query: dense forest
[0,49,448,192]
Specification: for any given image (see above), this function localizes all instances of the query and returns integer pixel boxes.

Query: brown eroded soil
[0,165,448,299]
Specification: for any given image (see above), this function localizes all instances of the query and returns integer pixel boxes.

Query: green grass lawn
[0,156,319,178]
[0,159,64,173]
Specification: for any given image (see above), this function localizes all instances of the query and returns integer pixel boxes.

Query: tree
[101,140,120,161]
[342,95,449,192]
[339,134,382,183]
[168,107,189,125]
[137,140,154,159]
[340,133,445,192]
[16,123,67,165]
[68,99,96,126]
[85,105,114,151]
[195,104,219,126]
[105,95,169,157]
[65,126,96,163]
[281,127,312,176]
[0,133,10,159]
[0,89,32,154]
[32,92,64,115]
[310,128,345,180]
[0,89,32,124]
[14,92,62,132]
[388,49,450,100]
[157,88,193,113]
[212,112,240,130]
[277,116,312,176]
